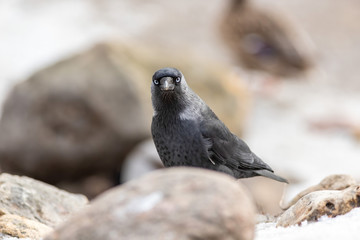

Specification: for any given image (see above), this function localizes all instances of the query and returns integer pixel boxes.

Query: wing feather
[200,113,273,172]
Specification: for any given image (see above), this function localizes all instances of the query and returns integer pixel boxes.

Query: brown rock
[281,174,357,210]
[0,214,52,240]
[241,177,287,216]
[120,138,163,183]
[0,173,88,228]
[220,0,312,77]
[45,168,256,240]
[0,43,150,187]
[277,185,360,227]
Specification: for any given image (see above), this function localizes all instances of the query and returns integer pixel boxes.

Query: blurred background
[1,0,360,214]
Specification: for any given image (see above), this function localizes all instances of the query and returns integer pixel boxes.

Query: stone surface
[277,185,360,227]
[0,173,88,228]
[120,138,163,183]
[0,43,150,187]
[220,0,312,77]
[0,233,32,240]
[45,167,256,240]
[241,177,287,216]
[0,214,51,240]
[281,174,357,210]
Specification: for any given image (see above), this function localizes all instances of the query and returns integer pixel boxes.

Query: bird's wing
[200,116,273,172]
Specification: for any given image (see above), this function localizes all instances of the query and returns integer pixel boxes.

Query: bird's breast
[152,116,207,167]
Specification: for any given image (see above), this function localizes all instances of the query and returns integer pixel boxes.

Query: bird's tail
[254,169,288,183]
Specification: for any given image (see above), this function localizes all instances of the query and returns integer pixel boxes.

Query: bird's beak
[160,77,175,91]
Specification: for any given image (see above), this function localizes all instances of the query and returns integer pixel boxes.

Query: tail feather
[254,169,288,183]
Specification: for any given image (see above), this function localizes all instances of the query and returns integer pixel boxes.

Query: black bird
[151,67,288,183]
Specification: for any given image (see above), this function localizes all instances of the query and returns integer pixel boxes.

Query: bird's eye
[175,77,181,83]
[153,79,160,85]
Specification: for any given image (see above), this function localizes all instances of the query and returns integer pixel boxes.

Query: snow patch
[255,208,360,240]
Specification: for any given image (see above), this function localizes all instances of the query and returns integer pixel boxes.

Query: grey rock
[45,167,256,240]
[0,43,149,188]
[120,138,163,183]
[0,233,31,240]
[0,173,88,228]
[220,0,312,77]
[0,214,51,240]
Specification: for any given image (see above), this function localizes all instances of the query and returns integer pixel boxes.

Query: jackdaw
[151,67,288,183]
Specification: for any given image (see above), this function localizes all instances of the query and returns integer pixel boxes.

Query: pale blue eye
[153,79,159,85]
[176,77,181,83]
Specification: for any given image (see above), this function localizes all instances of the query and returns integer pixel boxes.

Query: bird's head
[151,67,187,96]
[151,67,190,111]
[152,67,185,91]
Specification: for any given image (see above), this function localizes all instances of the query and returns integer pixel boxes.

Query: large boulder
[120,138,162,183]
[0,43,150,187]
[220,0,312,77]
[0,173,88,228]
[0,214,51,240]
[0,173,88,239]
[45,167,256,240]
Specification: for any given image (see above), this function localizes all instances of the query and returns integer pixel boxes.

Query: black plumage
[151,67,287,183]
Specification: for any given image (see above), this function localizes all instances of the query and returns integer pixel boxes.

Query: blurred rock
[0,233,29,240]
[220,0,312,77]
[277,185,360,227]
[45,168,256,240]
[120,138,163,183]
[281,174,357,210]
[57,174,115,200]
[0,43,150,190]
[255,214,276,224]
[0,214,51,240]
[0,173,88,228]
[352,126,360,142]
[241,177,286,216]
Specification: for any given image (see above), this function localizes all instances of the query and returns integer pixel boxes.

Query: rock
[353,126,360,142]
[0,43,150,192]
[0,173,88,228]
[281,174,357,210]
[45,168,256,240]
[120,138,163,183]
[277,185,360,227]
[220,0,312,77]
[57,174,116,200]
[241,177,287,216]
[0,233,30,240]
[0,214,51,240]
